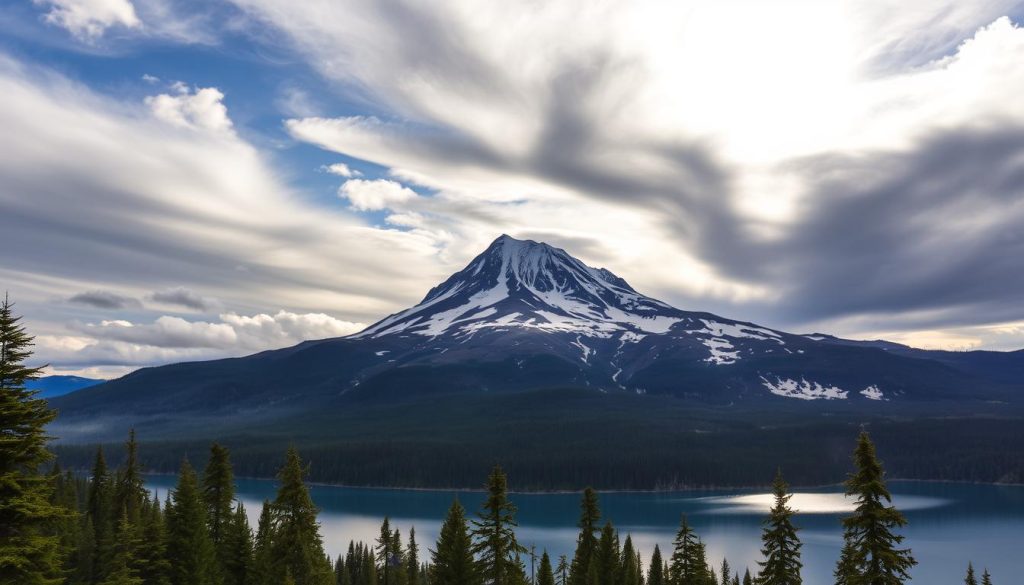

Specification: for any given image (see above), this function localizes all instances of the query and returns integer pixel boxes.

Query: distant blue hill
[26,375,102,399]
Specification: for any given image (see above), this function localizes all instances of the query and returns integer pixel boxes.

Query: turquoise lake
[144,477,1023,584]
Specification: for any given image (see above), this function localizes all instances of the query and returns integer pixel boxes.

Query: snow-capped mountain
[53,235,1023,426]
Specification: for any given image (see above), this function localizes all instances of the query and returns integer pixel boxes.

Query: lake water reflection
[144,477,1023,584]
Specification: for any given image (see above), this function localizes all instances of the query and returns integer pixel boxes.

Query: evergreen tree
[595,523,619,585]
[252,501,275,585]
[377,518,397,585]
[221,502,253,585]
[100,508,142,585]
[981,569,992,585]
[166,459,219,585]
[114,430,146,526]
[719,559,730,585]
[407,526,420,585]
[203,444,236,561]
[556,556,569,585]
[619,536,641,585]
[647,546,663,585]
[88,447,115,583]
[833,542,857,585]
[0,294,63,584]
[269,448,333,585]
[135,494,171,585]
[742,569,752,585]
[432,499,480,585]
[964,564,977,585]
[538,552,555,585]
[471,466,527,585]
[756,471,802,585]
[668,516,703,585]
[838,432,916,585]
[569,488,601,585]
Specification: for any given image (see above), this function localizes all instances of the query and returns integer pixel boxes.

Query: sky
[2,0,1024,378]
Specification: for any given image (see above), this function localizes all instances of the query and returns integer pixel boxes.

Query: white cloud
[145,86,234,134]
[36,0,140,40]
[339,179,419,211]
[322,162,359,178]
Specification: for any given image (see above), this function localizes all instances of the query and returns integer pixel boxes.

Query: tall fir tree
[471,466,527,585]
[647,546,663,585]
[221,502,253,585]
[619,535,641,585]
[113,430,146,526]
[537,552,555,585]
[668,516,703,585]
[720,559,730,585]
[756,470,802,585]
[99,508,142,585]
[251,500,276,585]
[556,556,569,585]
[742,569,752,585]
[838,432,916,585]
[269,447,334,585]
[981,569,992,585]
[569,488,601,585]
[377,518,397,585]
[407,526,420,585]
[964,563,977,585]
[833,542,857,585]
[88,446,115,583]
[203,443,236,561]
[595,523,619,585]
[135,493,171,585]
[0,294,63,584]
[166,459,219,585]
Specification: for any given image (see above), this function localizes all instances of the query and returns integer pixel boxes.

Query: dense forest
[0,298,1008,585]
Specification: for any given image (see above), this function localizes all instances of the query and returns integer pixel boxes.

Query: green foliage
[647,545,664,585]
[166,459,220,585]
[471,466,527,585]
[837,432,917,585]
[755,470,802,585]
[965,563,977,585]
[0,294,63,584]
[981,568,992,585]
[221,502,253,585]
[268,448,334,585]
[569,487,601,585]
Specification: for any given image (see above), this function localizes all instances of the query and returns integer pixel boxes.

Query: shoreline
[137,472,1024,494]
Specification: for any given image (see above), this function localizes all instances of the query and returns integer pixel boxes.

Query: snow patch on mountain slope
[693,320,784,344]
[703,338,739,365]
[760,376,847,400]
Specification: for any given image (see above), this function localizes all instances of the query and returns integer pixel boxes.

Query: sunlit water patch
[698,491,950,514]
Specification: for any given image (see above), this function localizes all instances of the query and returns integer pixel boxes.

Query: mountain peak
[353,235,677,339]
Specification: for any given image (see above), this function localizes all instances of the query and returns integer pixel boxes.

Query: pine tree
[135,494,171,585]
[756,470,802,585]
[569,488,601,585]
[964,563,977,585]
[377,518,397,585]
[0,294,63,584]
[647,546,663,585]
[742,569,752,585]
[595,523,619,585]
[668,516,703,585]
[269,447,333,585]
[221,502,253,585]
[113,430,146,526]
[432,499,479,585]
[833,542,857,585]
[88,446,115,583]
[981,569,992,585]
[166,459,219,585]
[556,556,569,585]
[719,559,730,585]
[203,443,236,566]
[538,552,555,585]
[252,500,275,585]
[838,431,916,585]
[619,536,641,585]
[471,466,527,585]
[99,508,142,585]
[407,526,420,585]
